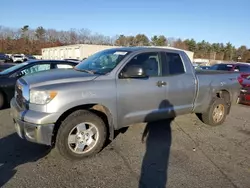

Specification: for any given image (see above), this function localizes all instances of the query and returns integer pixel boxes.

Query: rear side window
[165,52,185,75]
[239,65,250,72]
[56,64,74,69]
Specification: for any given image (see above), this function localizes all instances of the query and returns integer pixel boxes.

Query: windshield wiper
[74,67,94,74]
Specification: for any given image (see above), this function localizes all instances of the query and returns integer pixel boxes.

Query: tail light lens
[240,73,250,79]
[238,76,243,85]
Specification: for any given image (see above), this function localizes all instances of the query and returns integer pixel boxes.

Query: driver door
[116,51,167,127]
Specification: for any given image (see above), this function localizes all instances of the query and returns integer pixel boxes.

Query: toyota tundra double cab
[10,47,241,160]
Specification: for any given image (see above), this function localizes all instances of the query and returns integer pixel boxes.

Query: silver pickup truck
[10,47,241,160]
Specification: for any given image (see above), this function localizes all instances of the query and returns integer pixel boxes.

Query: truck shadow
[0,133,50,187]
[139,100,175,188]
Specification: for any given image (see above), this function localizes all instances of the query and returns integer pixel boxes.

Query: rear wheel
[198,98,228,126]
[55,110,107,160]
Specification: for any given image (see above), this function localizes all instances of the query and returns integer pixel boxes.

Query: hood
[21,69,98,88]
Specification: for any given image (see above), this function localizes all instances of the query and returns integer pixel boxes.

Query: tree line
[0,25,249,62]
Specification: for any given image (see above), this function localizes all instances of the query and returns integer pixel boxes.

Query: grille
[15,83,24,108]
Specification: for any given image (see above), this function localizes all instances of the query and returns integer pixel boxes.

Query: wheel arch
[52,103,114,146]
[213,89,231,114]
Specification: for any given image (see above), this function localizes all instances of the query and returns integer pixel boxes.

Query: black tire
[55,110,107,160]
[0,92,4,109]
[199,98,228,126]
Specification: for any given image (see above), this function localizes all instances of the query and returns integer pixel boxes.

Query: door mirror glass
[121,64,147,78]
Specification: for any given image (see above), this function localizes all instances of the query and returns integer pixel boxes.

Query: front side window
[166,52,185,75]
[74,49,130,75]
[20,64,50,76]
[121,52,161,77]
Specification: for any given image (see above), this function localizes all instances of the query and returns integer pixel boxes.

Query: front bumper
[10,98,55,146]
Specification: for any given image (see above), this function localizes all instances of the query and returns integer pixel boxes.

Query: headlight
[30,90,57,105]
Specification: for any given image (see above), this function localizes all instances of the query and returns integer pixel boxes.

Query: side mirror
[120,65,148,78]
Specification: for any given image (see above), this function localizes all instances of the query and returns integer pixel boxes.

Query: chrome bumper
[10,98,54,146]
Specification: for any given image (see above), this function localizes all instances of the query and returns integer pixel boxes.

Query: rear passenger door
[161,51,196,115]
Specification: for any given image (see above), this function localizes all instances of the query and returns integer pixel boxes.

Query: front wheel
[198,98,228,126]
[55,110,107,160]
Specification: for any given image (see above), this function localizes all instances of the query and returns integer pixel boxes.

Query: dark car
[0,60,78,109]
[0,53,10,63]
[23,55,36,62]
[200,65,211,70]
[0,62,16,72]
[195,65,211,70]
[210,63,250,73]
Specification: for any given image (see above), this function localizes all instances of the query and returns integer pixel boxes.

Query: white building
[41,44,194,61]
[41,44,118,60]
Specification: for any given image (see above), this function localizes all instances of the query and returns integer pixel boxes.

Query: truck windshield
[74,49,130,74]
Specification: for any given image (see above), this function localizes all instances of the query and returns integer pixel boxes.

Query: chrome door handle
[156,81,167,87]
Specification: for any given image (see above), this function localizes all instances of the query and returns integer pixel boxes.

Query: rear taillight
[238,76,243,84]
[240,73,250,78]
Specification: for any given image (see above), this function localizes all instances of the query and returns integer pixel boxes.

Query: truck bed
[193,70,241,113]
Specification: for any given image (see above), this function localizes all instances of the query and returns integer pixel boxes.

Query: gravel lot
[0,104,250,188]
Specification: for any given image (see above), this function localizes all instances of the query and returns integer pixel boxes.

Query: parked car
[10,47,241,160]
[194,65,211,70]
[237,75,250,105]
[0,53,7,63]
[210,63,250,88]
[238,75,250,87]
[237,87,250,105]
[0,62,16,72]
[64,58,81,63]
[0,60,78,109]
[23,55,36,61]
[210,63,250,73]
[11,54,24,63]
[0,53,12,63]
[200,65,211,70]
